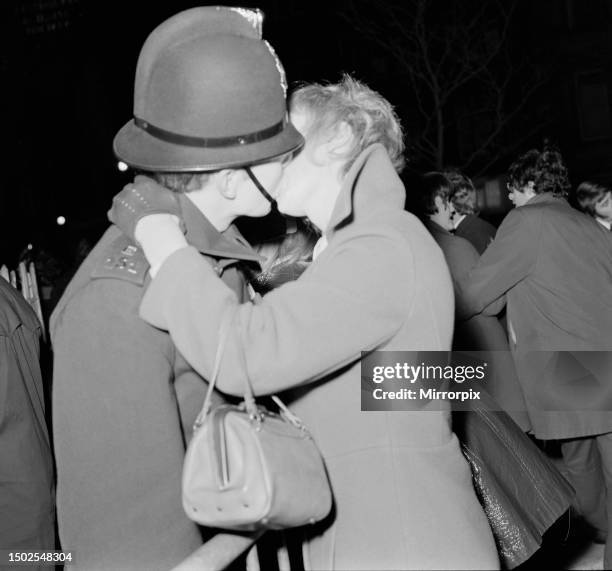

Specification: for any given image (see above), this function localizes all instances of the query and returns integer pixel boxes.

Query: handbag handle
[194,311,259,429]
[193,306,306,432]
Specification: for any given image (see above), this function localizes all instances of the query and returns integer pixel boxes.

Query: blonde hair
[290,75,405,174]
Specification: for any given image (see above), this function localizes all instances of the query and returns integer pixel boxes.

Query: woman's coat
[140,145,498,570]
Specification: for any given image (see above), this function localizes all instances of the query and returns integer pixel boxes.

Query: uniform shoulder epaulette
[90,235,149,286]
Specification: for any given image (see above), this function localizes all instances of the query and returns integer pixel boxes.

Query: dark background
[2,0,612,269]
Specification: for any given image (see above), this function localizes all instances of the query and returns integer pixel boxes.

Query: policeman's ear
[524,181,537,200]
[215,169,242,200]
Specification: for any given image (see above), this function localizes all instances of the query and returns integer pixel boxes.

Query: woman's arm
[140,228,409,396]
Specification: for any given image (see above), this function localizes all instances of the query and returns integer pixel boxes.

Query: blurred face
[595,191,612,222]
[432,195,456,231]
[507,180,536,208]
[452,188,477,216]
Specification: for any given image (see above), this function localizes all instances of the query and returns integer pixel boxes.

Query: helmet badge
[228,7,263,36]
[264,41,288,97]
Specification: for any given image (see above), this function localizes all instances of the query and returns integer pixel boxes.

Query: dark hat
[113,6,304,172]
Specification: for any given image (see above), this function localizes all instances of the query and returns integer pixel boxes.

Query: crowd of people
[3,5,612,571]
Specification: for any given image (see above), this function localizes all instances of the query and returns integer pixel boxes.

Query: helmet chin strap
[245,167,276,205]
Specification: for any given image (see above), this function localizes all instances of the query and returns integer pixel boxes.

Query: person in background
[414,172,573,567]
[109,75,499,570]
[575,180,612,231]
[0,276,55,571]
[458,145,612,567]
[445,169,497,254]
[51,7,302,570]
[415,172,519,408]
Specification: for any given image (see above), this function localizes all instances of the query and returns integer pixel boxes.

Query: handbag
[454,389,574,569]
[182,315,333,531]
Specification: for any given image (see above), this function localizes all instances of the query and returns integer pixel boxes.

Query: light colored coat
[140,145,499,570]
[459,193,612,439]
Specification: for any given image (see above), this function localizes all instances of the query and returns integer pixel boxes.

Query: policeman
[51,7,302,570]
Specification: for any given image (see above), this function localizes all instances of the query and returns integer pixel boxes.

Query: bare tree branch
[341,0,550,172]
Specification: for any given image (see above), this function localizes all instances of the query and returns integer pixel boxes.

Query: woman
[110,76,499,570]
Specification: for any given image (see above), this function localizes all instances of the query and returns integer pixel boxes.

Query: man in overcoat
[458,147,612,567]
[51,7,302,570]
[0,277,55,571]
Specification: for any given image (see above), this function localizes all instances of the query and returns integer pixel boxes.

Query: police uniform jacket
[51,195,260,571]
[137,145,499,570]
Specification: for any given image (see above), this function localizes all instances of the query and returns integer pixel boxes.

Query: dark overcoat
[0,279,55,570]
[454,213,497,254]
[459,193,612,439]
[426,220,530,429]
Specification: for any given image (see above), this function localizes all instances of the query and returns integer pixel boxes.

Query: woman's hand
[108,175,188,276]
[108,175,185,243]
[135,214,188,277]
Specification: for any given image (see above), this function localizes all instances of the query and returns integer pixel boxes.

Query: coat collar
[425,219,453,238]
[524,192,568,208]
[325,143,406,235]
[178,194,262,263]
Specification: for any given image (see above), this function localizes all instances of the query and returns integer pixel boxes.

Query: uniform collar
[179,194,263,263]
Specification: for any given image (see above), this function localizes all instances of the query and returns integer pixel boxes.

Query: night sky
[1,0,368,264]
[2,0,610,266]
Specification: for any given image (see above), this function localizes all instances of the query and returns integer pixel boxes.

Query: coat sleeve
[140,230,409,396]
[52,280,205,567]
[456,208,539,320]
[441,236,505,318]
[0,327,55,552]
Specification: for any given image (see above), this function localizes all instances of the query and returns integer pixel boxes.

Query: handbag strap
[194,312,233,428]
[193,306,306,432]
[194,311,259,429]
